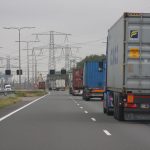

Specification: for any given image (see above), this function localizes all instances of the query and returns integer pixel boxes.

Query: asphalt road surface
[0,91,150,150]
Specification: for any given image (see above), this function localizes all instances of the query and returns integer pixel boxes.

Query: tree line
[77,54,106,68]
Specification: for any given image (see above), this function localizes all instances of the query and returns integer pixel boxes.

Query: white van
[4,85,12,91]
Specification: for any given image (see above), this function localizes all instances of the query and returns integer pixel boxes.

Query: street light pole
[19,40,40,89]
[18,29,21,87]
[3,27,35,89]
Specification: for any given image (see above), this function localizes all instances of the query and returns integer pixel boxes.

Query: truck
[47,71,68,91]
[56,79,66,91]
[82,61,106,101]
[72,68,83,96]
[103,12,150,121]
[48,80,56,90]
[4,84,12,91]
[38,82,46,89]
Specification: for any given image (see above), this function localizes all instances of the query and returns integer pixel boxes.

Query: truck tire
[103,107,107,113]
[101,96,104,101]
[113,92,124,121]
[82,92,85,100]
[85,97,90,101]
[106,107,112,115]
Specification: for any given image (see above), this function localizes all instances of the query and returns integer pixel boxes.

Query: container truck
[56,79,66,91]
[38,81,46,89]
[48,80,56,90]
[82,61,106,101]
[103,12,150,120]
[47,72,68,91]
[72,68,83,96]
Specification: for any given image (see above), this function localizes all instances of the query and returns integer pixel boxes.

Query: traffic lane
[72,95,150,149]
[0,92,113,150]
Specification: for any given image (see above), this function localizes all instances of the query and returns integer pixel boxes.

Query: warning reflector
[129,48,139,59]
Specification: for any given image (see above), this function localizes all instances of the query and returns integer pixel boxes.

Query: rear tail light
[127,94,134,103]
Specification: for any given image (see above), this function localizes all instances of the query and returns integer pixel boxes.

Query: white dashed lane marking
[91,118,96,122]
[84,111,88,114]
[103,130,112,136]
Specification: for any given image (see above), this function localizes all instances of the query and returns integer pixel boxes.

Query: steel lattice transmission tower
[64,45,71,71]
[33,31,71,72]
[49,31,55,70]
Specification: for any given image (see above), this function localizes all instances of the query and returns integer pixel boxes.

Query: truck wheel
[114,93,124,121]
[106,107,112,115]
[82,93,85,100]
[85,97,90,101]
[103,107,106,113]
[117,106,124,121]
[101,96,104,101]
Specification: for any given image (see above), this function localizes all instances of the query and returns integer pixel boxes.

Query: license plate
[141,104,150,109]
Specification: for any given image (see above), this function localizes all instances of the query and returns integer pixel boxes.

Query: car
[4,85,12,91]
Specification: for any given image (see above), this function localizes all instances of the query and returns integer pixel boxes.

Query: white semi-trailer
[104,13,150,121]
[56,79,65,91]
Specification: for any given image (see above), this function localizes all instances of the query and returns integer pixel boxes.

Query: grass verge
[0,95,21,109]
[0,90,47,109]
[15,90,47,97]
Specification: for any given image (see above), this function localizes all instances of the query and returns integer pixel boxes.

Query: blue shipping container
[83,61,106,89]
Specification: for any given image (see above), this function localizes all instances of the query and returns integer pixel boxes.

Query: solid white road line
[91,118,96,122]
[0,94,48,123]
[80,107,83,109]
[84,111,88,114]
[77,103,80,106]
[103,130,112,136]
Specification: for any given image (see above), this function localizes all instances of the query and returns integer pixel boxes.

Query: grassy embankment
[0,90,47,109]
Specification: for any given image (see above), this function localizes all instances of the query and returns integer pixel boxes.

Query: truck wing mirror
[98,62,103,72]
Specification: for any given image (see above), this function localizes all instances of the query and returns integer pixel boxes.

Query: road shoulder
[0,96,40,118]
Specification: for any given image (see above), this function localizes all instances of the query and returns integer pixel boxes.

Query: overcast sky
[0,0,149,77]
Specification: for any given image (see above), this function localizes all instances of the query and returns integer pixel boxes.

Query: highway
[0,91,150,150]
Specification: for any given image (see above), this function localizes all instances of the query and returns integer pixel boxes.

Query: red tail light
[127,94,134,103]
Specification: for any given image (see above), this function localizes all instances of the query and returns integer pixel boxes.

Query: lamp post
[3,27,35,88]
[18,40,39,89]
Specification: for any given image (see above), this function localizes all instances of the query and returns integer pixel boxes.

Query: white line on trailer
[103,130,112,136]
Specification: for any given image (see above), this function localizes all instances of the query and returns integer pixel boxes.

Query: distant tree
[77,54,106,68]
